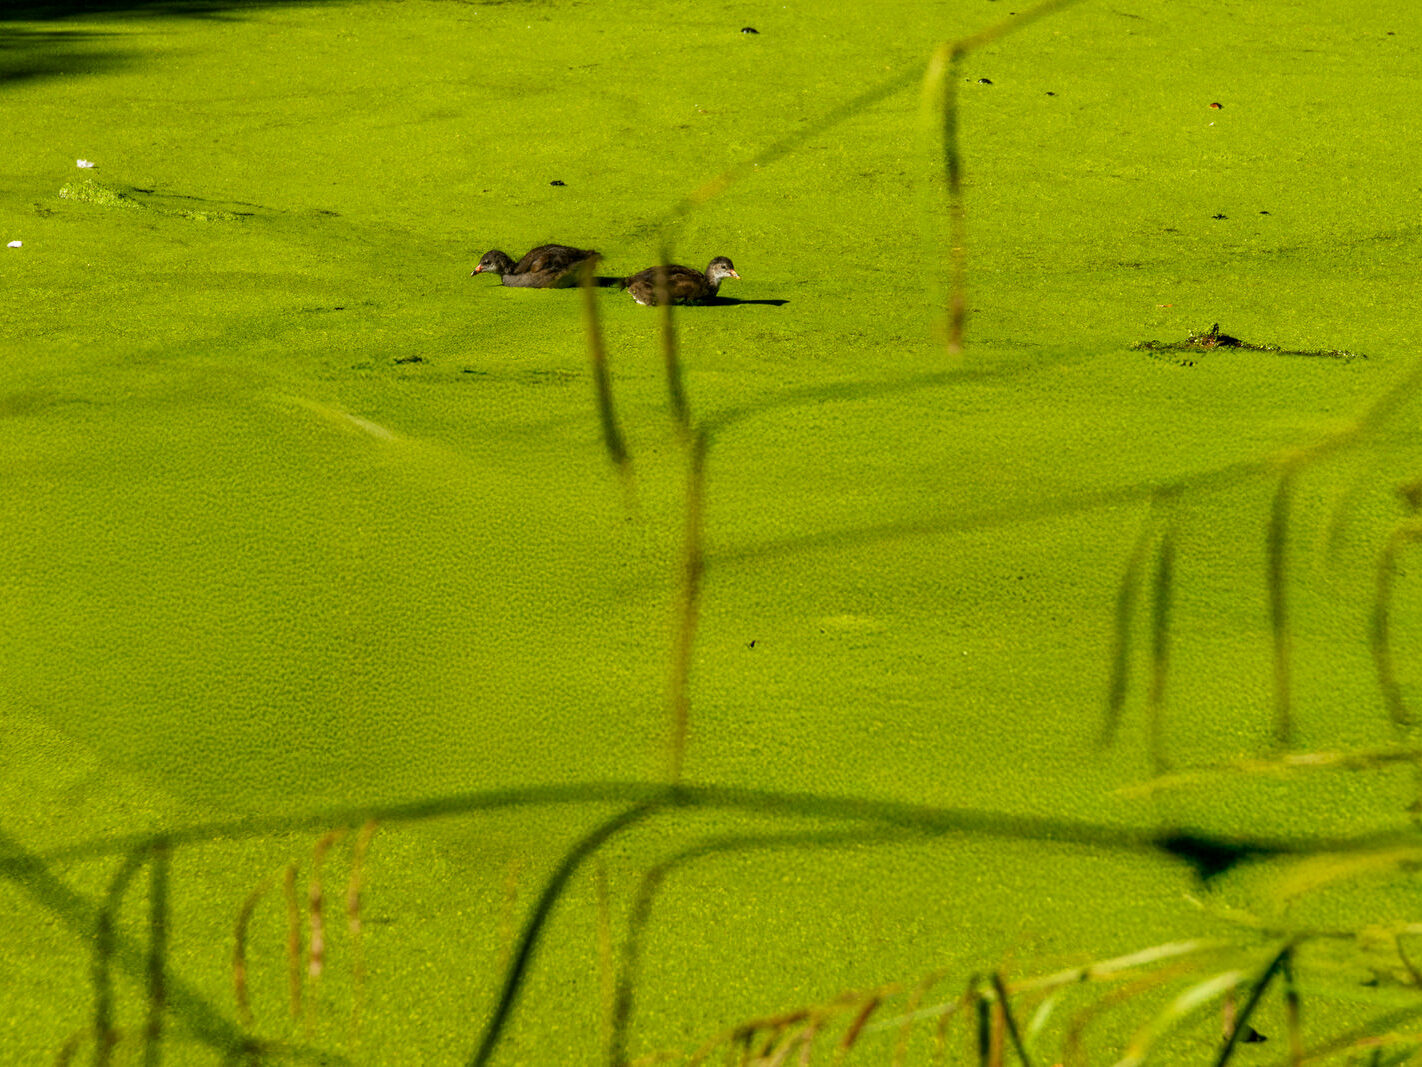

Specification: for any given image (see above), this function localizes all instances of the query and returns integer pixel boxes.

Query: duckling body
[623,257,740,306]
[472,244,598,288]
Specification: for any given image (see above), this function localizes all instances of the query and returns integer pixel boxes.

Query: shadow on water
[3,0,333,19]
[696,296,789,307]
[0,26,125,84]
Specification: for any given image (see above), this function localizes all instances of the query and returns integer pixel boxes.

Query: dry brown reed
[346,819,377,1033]
[233,874,275,1027]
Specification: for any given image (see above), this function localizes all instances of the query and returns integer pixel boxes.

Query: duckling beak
[728,269,740,279]
[471,264,485,275]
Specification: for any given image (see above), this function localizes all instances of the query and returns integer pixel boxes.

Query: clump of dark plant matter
[1134,323,1365,361]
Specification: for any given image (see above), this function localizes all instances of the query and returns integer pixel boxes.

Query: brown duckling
[471,244,598,288]
[622,257,739,306]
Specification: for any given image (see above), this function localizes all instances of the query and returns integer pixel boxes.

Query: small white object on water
[76,159,95,168]
[6,240,20,248]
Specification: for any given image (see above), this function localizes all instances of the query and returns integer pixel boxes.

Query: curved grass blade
[1112,968,1244,1067]
[233,874,276,1027]
[469,804,658,1067]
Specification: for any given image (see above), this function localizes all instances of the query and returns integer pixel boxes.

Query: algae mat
[3,0,1422,1062]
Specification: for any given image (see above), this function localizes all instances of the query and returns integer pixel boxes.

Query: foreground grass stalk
[469,804,657,1067]
[1216,945,1293,1065]
[233,876,276,1027]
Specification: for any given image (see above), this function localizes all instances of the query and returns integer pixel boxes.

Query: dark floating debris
[394,354,424,364]
[977,77,993,84]
[1046,90,1056,96]
[1259,209,1271,215]
[1209,101,1223,109]
[1212,213,1228,219]
[1134,323,1366,362]
[740,26,758,33]
[549,180,566,187]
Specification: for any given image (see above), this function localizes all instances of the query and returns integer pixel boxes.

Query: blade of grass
[832,994,882,1065]
[307,828,349,1029]
[234,875,275,1027]
[990,973,1033,1067]
[1113,969,1244,1067]
[470,804,658,1067]
[346,820,377,1036]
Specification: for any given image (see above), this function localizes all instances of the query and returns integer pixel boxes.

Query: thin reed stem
[990,973,1033,1066]
[346,820,377,1035]
[1216,944,1293,1065]
[234,875,275,1027]
[307,829,348,1028]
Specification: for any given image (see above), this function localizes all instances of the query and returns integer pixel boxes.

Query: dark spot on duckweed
[394,354,424,364]
[549,180,566,187]
[977,77,993,84]
[1213,213,1228,219]
[740,26,758,34]
[1209,101,1223,109]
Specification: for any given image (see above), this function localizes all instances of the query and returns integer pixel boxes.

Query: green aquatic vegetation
[4,0,1422,1062]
